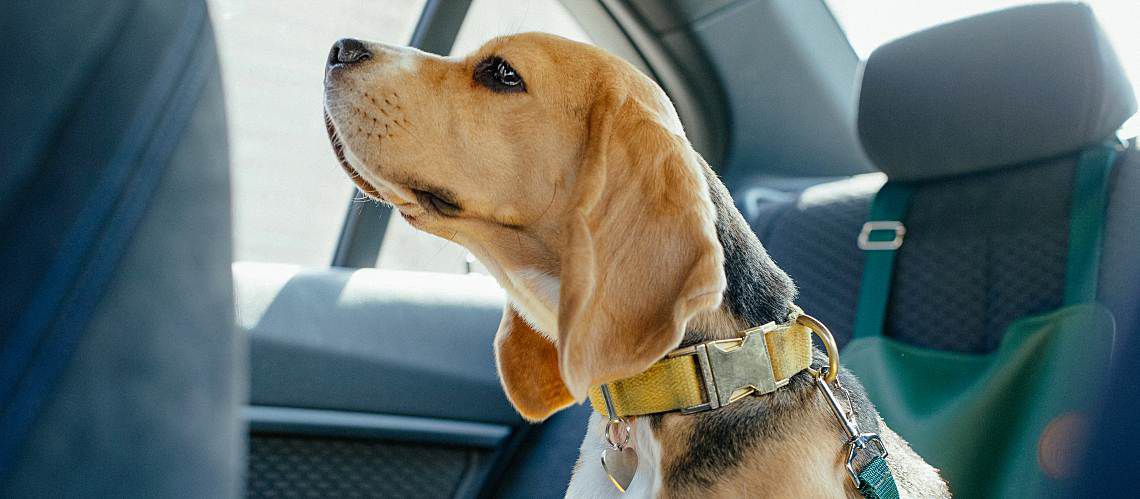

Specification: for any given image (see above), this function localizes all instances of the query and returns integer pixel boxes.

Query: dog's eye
[414,189,461,216]
[474,56,526,93]
[495,62,523,87]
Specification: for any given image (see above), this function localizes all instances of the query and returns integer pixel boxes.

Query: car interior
[2,0,1138,497]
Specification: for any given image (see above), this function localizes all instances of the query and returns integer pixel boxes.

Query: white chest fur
[499,268,663,496]
[566,412,663,499]
[505,267,561,340]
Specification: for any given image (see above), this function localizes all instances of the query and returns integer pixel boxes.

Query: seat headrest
[857,3,1136,182]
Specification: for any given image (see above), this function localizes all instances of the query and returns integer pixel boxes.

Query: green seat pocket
[845,304,1114,497]
[846,143,1120,497]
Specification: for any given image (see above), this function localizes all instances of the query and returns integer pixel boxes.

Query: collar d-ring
[797,313,839,384]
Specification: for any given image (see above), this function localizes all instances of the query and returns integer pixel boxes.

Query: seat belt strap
[1064,143,1118,305]
[852,182,915,340]
[853,141,1118,338]
[849,143,1117,498]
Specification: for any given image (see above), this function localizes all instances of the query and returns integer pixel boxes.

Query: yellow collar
[588,308,815,418]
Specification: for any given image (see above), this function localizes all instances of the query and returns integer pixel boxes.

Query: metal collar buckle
[858,221,906,251]
[673,322,785,414]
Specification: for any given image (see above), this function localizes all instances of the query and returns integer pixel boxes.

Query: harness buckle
[675,325,784,414]
[858,221,906,251]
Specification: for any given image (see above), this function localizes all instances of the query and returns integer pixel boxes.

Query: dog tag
[599,384,638,493]
[601,446,638,493]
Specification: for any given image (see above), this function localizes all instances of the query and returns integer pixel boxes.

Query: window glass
[209,0,426,265]
[824,0,1139,136]
[375,0,592,274]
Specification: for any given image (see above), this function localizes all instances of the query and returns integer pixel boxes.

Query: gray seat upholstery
[759,151,1139,351]
[0,0,242,496]
[749,3,1139,355]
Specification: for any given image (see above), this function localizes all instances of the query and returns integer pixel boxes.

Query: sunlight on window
[825,0,1139,137]
[209,0,426,265]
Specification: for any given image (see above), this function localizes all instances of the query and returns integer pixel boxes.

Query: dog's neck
[503,165,793,348]
[684,165,796,347]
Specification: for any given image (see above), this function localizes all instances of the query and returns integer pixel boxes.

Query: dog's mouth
[323,113,428,227]
[324,113,384,200]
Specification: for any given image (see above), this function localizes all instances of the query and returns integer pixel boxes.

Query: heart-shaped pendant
[601,445,638,493]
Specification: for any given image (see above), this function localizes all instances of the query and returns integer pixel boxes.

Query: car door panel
[235,262,518,424]
[234,262,526,498]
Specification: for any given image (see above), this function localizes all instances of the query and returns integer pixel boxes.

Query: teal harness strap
[854,142,1117,337]
[858,456,900,499]
[845,182,912,498]
[852,182,915,340]
[1064,143,1118,305]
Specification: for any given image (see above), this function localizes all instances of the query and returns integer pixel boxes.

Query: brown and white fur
[322,32,949,498]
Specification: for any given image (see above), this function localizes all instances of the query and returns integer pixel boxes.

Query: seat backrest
[751,3,1139,353]
[0,0,242,496]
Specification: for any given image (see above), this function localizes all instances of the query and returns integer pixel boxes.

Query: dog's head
[323,33,726,420]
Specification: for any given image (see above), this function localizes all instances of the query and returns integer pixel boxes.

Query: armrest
[233,262,521,425]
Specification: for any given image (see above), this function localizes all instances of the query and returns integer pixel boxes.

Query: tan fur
[652,379,946,498]
[699,408,850,499]
[324,33,725,415]
[494,305,575,421]
[556,85,726,403]
[688,304,752,342]
[323,32,946,498]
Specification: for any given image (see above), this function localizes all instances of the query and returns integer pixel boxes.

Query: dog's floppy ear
[557,87,726,400]
[493,304,575,421]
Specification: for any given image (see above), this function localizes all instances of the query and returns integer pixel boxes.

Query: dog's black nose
[328,38,371,66]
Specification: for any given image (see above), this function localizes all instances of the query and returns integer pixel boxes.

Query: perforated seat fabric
[751,143,1139,353]
[755,174,878,346]
[247,435,474,498]
[749,3,1139,354]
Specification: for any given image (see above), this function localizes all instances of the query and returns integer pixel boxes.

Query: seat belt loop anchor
[858,221,906,251]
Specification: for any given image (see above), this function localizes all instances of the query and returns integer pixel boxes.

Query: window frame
[330,0,474,268]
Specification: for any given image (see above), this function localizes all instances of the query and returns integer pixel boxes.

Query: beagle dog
[323,33,949,498]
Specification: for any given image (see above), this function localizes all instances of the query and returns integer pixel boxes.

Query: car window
[824,0,1140,137]
[375,0,592,274]
[209,0,426,266]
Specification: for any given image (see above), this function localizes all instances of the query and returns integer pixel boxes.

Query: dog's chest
[566,413,663,498]
[505,268,561,339]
